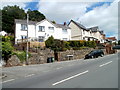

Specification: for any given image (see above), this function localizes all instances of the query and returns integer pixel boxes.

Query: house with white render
[15,19,71,44]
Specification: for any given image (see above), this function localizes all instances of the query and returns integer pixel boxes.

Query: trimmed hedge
[45,36,96,51]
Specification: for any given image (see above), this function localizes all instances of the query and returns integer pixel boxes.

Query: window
[21,24,27,30]
[39,26,45,32]
[83,30,85,34]
[48,27,54,30]
[21,35,27,39]
[38,36,44,42]
[48,27,54,32]
[63,38,68,41]
[62,29,67,33]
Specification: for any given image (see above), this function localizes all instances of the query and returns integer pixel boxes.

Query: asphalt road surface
[2,53,118,88]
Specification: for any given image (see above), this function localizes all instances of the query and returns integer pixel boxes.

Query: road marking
[56,67,63,70]
[52,70,89,86]
[2,79,15,83]
[25,74,35,77]
[99,61,113,67]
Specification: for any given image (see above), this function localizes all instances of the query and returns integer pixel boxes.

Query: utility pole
[26,14,29,65]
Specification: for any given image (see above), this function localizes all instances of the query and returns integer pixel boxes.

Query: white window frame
[21,24,27,31]
[62,29,67,33]
[38,36,44,42]
[48,27,54,32]
[39,26,45,32]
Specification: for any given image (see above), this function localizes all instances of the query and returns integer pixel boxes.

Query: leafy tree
[45,36,54,48]
[27,9,46,21]
[45,36,65,52]
[0,9,2,31]
[118,40,120,45]
[2,5,26,34]
[51,20,56,24]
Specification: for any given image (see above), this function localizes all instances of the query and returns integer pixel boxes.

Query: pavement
[2,53,119,88]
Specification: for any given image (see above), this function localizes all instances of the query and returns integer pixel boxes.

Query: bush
[2,41,14,62]
[14,51,31,63]
[45,36,96,51]
[45,36,54,48]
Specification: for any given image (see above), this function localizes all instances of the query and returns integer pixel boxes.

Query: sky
[0,0,119,39]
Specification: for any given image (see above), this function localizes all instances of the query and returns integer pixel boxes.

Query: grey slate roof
[88,26,99,32]
[55,24,71,29]
[70,20,87,30]
[15,19,71,29]
[15,19,38,25]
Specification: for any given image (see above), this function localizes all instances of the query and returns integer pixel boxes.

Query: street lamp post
[26,14,29,65]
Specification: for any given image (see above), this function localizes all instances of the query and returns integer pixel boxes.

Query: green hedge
[45,36,96,51]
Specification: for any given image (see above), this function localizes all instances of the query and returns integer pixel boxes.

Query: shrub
[45,36,54,48]
[14,51,31,63]
[2,41,14,62]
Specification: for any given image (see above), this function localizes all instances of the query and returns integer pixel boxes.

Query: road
[2,53,118,88]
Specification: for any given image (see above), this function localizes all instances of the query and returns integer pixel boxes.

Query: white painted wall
[15,19,71,44]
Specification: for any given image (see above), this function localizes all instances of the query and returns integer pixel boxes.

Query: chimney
[64,22,66,26]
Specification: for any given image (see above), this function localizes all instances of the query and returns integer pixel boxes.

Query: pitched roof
[70,20,87,30]
[106,37,117,41]
[15,19,38,25]
[55,24,71,29]
[15,19,70,29]
[88,26,99,32]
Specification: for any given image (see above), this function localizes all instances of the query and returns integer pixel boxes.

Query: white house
[15,19,71,44]
[68,20,105,43]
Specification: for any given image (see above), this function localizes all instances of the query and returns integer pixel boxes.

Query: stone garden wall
[58,48,94,61]
[7,48,106,67]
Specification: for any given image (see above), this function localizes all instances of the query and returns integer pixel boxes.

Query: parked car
[84,50,104,59]
[112,45,120,49]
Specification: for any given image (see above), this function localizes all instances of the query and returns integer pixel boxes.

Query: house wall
[15,19,71,44]
[69,22,82,40]
[15,23,36,44]
[36,20,71,41]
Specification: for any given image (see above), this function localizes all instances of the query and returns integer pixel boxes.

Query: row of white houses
[15,19,106,44]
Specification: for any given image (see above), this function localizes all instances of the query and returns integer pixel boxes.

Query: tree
[27,9,46,21]
[45,36,65,52]
[51,20,56,24]
[45,36,54,48]
[2,5,26,34]
[0,9,2,31]
[118,40,120,45]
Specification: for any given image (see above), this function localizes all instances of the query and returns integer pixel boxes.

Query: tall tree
[27,9,46,21]
[2,5,26,34]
